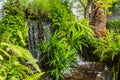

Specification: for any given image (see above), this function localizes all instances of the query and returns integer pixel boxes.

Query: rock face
[63,62,112,80]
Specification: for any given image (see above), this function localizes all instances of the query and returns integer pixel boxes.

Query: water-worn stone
[63,62,112,80]
[39,62,112,80]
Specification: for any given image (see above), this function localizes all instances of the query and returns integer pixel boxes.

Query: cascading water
[41,21,51,41]
[27,19,50,60]
[27,20,42,58]
[27,19,51,73]
[0,1,5,20]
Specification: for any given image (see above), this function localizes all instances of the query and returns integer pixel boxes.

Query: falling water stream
[41,21,51,41]
[27,20,50,59]
[27,20,41,58]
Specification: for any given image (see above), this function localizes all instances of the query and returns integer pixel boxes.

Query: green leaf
[0,42,40,72]
[0,55,3,60]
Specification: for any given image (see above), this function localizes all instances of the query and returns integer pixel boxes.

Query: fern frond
[0,55,3,60]
[17,30,26,47]
[0,48,11,58]
[0,42,40,72]
[23,73,44,80]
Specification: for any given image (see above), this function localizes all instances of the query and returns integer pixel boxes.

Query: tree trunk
[83,0,92,19]
[84,8,89,19]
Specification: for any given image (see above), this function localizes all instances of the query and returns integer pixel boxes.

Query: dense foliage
[106,19,120,32]
[41,32,77,80]
[0,42,43,80]
[94,30,120,80]
[39,0,96,80]
[110,0,120,12]
[0,15,28,47]
[0,0,27,47]
[0,0,120,80]
[0,0,43,80]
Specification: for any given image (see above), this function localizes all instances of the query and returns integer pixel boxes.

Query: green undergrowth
[107,19,120,32]
[0,0,120,80]
[94,30,120,80]
[0,0,43,80]
[39,0,96,80]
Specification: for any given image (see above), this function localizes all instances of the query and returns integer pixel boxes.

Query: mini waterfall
[27,20,50,59]
[27,19,51,72]
[41,21,51,41]
[27,20,44,58]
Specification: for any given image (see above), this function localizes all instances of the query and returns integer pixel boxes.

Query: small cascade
[27,20,43,58]
[41,21,51,41]
[27,19,51,72]
[27,19,51,59]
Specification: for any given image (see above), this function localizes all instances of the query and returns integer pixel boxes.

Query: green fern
[0,42,44,80]
[23,73,43,80]
[0,42,40,72]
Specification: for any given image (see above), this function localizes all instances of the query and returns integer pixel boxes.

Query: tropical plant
[66,19,96,51]
[0,42,44,80]
[39,0,97,79]
[106,19,120,32]
[0,15,28,47]
[0,0,28,47]
[94,30,120,80]
[0,0,44,80]
[40,31,77,80]
[94,30,118,61]
[48,0,75,31]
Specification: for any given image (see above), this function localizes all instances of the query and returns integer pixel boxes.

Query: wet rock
[39,55,112,80]
[39,62,112,80]
[63,62,112,80]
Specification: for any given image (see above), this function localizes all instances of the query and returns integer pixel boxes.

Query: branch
[86,0,93,9]
[79,0,86,9]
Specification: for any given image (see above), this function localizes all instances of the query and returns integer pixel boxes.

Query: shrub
[106,19,120,32]
[0,0,44,80]
[0,0,28,47]
[0,15,28,47]
[94,30,120,80]
[40,31,77,80]
[0,42,44,80]
[40,0,96,80]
